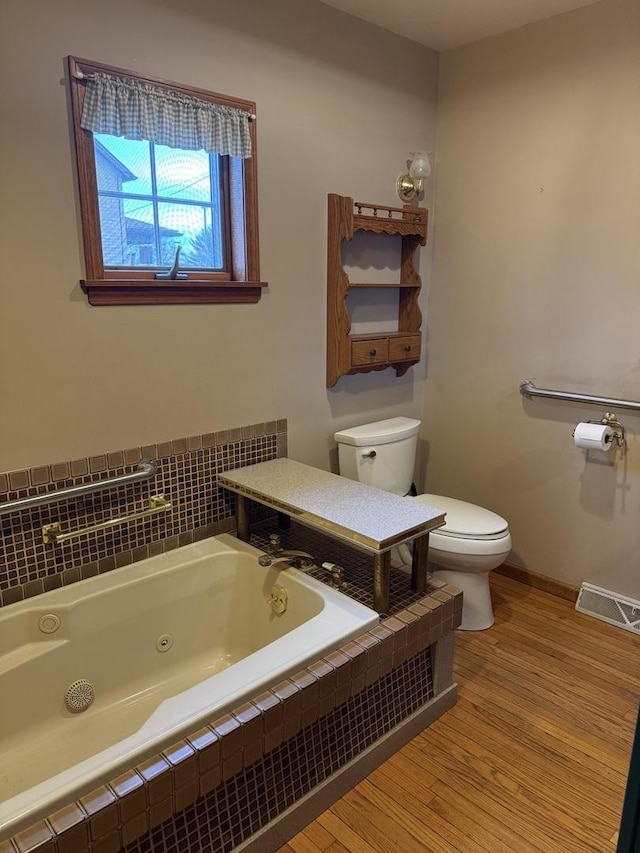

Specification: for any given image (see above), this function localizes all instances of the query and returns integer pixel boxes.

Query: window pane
[99,197,158,267]
[154,145,211,202]
[93,136,224,271]
[158,204,222,269]
[123,199,159,266]
[183,209,214,269]
[98,194,128,266]
[94,134,152,196]
[99,196,158,267]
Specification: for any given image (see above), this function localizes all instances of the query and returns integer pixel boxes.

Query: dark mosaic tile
[0,425,281,606]
[122,647,433,853]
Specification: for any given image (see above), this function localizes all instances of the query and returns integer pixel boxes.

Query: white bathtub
[0,534,379,840]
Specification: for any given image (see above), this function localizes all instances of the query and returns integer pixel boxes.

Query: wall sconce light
[397,151,431,203]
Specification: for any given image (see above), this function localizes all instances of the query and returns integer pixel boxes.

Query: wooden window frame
[67,57,266,305]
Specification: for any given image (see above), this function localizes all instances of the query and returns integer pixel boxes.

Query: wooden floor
[279,573,640,853]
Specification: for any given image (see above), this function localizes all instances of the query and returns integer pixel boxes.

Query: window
[67,57,265,305]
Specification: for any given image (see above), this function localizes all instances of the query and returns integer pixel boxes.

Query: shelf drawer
[389,335,421,362]
[351,339,389,366]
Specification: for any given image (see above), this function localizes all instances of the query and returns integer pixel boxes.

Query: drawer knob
[404,345,411,352]
[369,349,377,357]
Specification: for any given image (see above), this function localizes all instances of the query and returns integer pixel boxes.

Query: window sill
[81,279,268,305]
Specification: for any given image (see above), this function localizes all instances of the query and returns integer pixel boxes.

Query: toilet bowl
[334,417,512,631]
[410,494,511,630]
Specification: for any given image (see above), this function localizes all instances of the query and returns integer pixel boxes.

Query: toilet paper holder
[573,412,626,448]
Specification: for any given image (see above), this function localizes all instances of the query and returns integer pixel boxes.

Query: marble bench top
[219,458,445,553]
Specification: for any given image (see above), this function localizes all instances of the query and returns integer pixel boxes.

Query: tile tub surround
[0,420,286,607]
[0,533,382,841]
[0,588,462,853]
[2,430,462,852]
[3,577,461,853]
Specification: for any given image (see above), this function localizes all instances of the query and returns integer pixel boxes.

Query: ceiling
[317,0,602,50]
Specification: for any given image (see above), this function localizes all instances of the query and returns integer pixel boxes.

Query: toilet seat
[429,528,512,557]
[410,494,511,556]
[411,494,508,538]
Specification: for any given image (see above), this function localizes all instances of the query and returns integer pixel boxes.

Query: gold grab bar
[42,494,171,545]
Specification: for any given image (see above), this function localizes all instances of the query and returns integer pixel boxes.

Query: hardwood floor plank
[459,629,640,716]
[367,764,506,853]
[429,778,585,853]
[378,749,439,792]
[315,809,383,853]
[399,738,570,853]
[481,618,640,697]
[332,787,450,852]
[426,713,619,846]
[452,693,627,797]
[434,698,625,810]
[281,575,638,853]
[491,577,639,660]
[422,793,523,853]
[287,832,328,853]
[453,661,633,770]
[421,744,592,853]
[460,687,628,787]
[367,762,438,815]
[457,632,639,726]
[300,821,335,851]
[355,779,481,853]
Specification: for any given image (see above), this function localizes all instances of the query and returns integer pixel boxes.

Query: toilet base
[431,568,494,631]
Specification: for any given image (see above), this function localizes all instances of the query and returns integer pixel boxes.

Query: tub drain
[64,679,95,713]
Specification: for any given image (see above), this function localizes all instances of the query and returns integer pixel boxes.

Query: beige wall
[426,0,640,596]
[5,0,637,597]
[0,0,438,473]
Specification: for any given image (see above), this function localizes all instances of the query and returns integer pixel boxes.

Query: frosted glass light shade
[409,152,431,179]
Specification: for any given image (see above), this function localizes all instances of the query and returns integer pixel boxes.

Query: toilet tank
[334,417,420,496]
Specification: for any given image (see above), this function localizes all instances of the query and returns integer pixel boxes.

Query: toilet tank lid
[412,494,509,537]
[334,417,421,447]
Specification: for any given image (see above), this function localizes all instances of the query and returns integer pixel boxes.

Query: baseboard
[496,561,579,603]
[236,684,458,853]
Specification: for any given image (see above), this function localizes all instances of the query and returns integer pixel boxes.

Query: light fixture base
[397,174,419,203]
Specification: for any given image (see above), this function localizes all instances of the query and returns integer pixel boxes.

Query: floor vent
[575,583,640,634]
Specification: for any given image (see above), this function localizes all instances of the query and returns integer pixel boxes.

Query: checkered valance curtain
[80,72,252,158]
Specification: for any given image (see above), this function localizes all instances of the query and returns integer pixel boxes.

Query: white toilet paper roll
[573,422,614,451]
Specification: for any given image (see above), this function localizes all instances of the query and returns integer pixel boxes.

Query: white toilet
[334,417,512,630]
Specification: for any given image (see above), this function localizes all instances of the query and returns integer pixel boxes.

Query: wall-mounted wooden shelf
[348,281,421,289]
[326,194,427,387]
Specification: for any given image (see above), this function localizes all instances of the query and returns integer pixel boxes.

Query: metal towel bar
[520,380,640,413]
[0,459,158,517]
[42,494,171,545]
